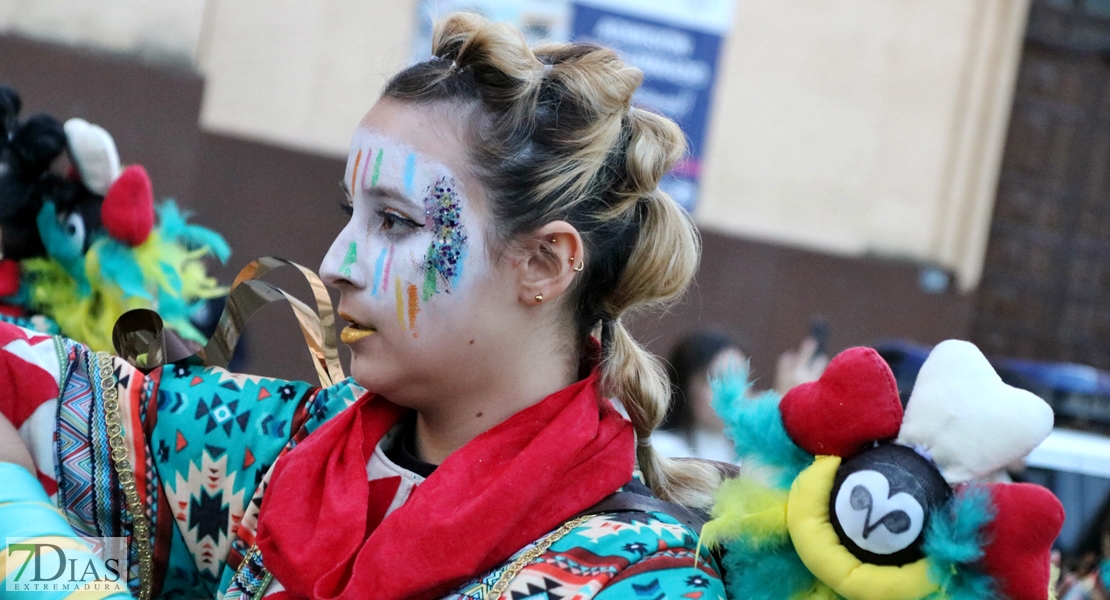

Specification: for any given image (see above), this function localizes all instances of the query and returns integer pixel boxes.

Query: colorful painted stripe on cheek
[340,241,358,279]
[403,152,417,196]
[351,149,363,194]
[407,284,419,336]
[361,146,373,189]
[381,240,395,292]
[371,149,384,186]
[371,246,389,296]
[395,277,405,330]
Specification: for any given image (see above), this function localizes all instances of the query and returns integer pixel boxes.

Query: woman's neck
[411,341,580,465]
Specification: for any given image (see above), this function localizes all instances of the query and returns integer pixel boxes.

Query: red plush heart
[101,164,155,247]
[0,259,20,297]
[779,346,903,456]
[980,483,1064,600]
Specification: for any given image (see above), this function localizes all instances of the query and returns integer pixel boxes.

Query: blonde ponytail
[602,322,722,508]
[594,189,719,508]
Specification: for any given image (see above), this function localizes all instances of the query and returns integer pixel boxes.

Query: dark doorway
[973,0,1110,368]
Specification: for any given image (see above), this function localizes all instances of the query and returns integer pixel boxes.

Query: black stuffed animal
[0,86,69,260]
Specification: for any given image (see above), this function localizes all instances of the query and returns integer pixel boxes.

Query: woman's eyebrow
[342,179,424,212]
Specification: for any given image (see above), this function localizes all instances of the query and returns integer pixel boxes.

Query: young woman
[0,13,727,600]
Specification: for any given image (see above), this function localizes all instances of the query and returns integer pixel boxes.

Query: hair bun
[433,13,545,107]
[623,107,686,198]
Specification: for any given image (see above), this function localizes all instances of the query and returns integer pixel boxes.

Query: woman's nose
[320,231,366,289]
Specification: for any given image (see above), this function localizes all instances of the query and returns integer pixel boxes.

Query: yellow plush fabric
[786,456,938,600]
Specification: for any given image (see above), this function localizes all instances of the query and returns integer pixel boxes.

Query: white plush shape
[898,339,1054,483]
[835,470,924,555]
[64,117,120,195]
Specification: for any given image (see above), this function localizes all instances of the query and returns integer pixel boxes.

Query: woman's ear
[516,221,585,305]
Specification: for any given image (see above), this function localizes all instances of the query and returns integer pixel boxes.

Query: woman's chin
[348,358,401,397]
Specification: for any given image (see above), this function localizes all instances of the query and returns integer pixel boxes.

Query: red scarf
[256,373,634,600]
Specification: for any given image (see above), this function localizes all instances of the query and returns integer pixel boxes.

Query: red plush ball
[980,483,1065,600]
[779,346,903,456]
[101,164,155,247]
[0,259,20,297]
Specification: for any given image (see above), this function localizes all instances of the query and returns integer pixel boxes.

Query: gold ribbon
[113,256,345,388]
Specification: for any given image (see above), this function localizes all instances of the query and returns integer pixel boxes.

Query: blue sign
[570,3,725,211]
[413,0,733,212]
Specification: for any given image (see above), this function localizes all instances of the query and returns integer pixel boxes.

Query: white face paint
[834,469,925,556]
[320,100,517,406]
[336,128,472,304]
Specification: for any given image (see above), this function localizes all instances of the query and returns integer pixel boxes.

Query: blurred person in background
[657,329,827,462]
[1059,502,1110,600]
[656,329,746,462]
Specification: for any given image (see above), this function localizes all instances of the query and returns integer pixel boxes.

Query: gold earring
[535,294,544,303]
[571,258,584,272]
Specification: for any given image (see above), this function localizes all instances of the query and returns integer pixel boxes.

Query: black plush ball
[828,443,951,566]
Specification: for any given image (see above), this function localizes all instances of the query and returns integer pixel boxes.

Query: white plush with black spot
[834,469,925,555]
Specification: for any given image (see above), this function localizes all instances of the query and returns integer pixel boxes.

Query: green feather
[703,476,789,550]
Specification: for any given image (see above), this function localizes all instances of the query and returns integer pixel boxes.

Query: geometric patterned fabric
[0,321,725,599]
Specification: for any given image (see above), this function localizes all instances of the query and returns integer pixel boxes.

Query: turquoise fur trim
[98,239,151,300]
[35,202,89,294]
[923,485,997,600]
[711,365,813,487]
[158,201,231,263]
[721,541,817,600]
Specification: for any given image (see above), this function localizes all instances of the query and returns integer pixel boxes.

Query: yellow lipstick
[340,325,376,344]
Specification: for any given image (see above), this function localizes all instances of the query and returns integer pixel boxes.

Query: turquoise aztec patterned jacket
[0,323,726,599]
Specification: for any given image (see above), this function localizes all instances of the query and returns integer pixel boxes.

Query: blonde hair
[384,13,721,508]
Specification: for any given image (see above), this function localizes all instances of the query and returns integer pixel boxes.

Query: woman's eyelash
[376,208,423,231]
[337,183,353,216]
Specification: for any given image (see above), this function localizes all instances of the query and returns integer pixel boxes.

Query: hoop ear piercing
[571,257,584,272]
[535,294,544,303]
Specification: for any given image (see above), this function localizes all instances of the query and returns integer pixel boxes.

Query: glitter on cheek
[421,177,469,301]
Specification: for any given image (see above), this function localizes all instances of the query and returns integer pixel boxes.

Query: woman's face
[320,99,520,406]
